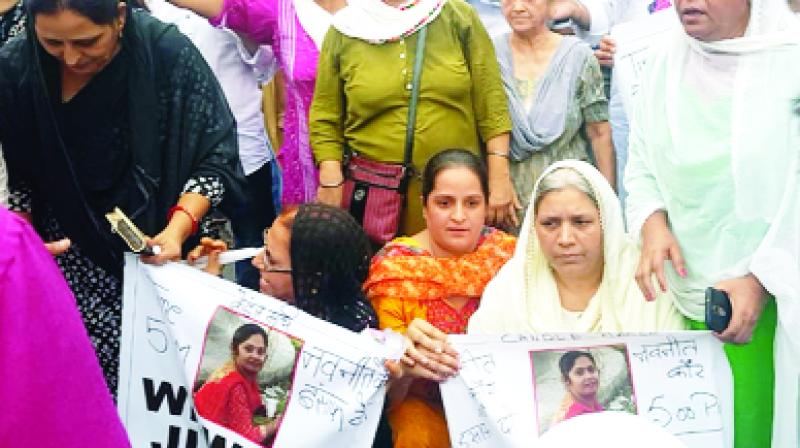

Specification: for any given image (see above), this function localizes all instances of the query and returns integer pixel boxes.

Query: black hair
[289,203,378,332]
[27,0,121,25]
[558,351,596,380]
[229,323,268,354]
[421,148,489,205]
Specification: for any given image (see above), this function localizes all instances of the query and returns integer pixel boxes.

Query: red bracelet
[167,205,199,235]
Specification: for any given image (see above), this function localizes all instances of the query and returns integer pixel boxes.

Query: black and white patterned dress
[1,13,242,396]
[9,178,223,394]
[0,0,25,47]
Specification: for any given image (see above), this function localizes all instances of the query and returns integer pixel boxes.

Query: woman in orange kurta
[364,149,516,448]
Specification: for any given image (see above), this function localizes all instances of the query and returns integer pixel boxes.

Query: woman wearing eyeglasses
[191,203,379,331]
[252,203,378,330]
[189,203,392,447]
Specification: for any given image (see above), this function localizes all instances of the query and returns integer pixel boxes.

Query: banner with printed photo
[118,254,392,448]
[440,332,733,448]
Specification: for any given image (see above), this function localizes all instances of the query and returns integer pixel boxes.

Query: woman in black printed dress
[0,0,24,46]
[0,0,244,395]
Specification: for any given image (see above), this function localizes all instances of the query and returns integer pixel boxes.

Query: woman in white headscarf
[624,0,800,446]
[469,159,684,333]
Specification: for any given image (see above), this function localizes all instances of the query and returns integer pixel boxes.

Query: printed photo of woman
[193,312,303,446]
[531,345,636,435]
[194,323,277,445]
[551,351,603,424]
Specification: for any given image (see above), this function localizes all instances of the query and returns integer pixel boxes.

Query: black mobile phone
[705,287,732,333]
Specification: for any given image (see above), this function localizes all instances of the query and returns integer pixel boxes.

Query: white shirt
[575,0,661,44]
[148,0,276,175]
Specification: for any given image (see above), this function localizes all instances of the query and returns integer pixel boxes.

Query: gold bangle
[319,178,345,188]
[486,151,509,159]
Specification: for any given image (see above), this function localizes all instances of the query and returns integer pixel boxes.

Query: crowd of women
[0,0,798,446]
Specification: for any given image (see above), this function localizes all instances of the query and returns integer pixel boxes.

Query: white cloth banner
[440,333,733,448]
[611,9,678,116]
[118,255,391,448]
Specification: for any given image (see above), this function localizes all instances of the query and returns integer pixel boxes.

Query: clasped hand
[385,318,460,382]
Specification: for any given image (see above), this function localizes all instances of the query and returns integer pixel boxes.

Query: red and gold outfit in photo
[194,369,265,443]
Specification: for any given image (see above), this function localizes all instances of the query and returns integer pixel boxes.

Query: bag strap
[400,25,428,187]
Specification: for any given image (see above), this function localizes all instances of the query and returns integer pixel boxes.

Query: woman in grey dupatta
[495,0,614,231]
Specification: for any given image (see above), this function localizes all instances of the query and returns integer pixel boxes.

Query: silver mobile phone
[105,207,161,256]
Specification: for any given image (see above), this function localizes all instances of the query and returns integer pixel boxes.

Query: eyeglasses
[263,254,292,274]
[262,227,292,274]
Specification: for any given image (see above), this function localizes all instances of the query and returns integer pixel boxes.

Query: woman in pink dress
[551,351,603,426]
[171,0,346,206]
[0,207,130,447]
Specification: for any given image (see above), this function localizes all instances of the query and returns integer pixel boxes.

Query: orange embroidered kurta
[364,227,515,448]
[365,227,516,333]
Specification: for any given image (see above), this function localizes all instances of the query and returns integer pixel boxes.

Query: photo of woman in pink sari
[551,351,603,424]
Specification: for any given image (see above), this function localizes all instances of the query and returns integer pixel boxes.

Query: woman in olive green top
[310,0,517,236]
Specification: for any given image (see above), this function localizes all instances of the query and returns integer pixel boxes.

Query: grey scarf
[494,34,590,162]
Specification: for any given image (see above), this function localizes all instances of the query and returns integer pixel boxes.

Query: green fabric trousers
[687,297,777,448]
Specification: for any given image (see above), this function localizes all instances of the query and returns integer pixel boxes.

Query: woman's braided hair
[290,203,378,332]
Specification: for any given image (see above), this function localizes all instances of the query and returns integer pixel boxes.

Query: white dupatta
[624,1,800,444]
[469,160,685,334]
[331,0,445,43]
[293,0,336,50]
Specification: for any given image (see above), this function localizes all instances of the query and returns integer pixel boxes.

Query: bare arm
[549,0,592,30]
[585,121,615,190]
[485,133,521,229]
[715,274,768,344]
[316,160,344,207]
[636,210,686,301]
[142,192,211,264]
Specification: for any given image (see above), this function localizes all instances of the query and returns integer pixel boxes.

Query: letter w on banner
[440,333,733,448]
[118,255,390,448]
